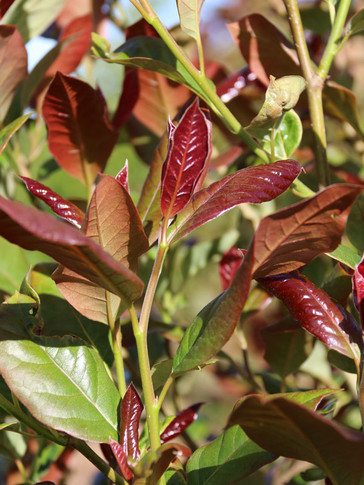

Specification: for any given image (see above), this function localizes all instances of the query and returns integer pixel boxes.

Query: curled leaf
[160,402,203,444]
[109,437,133,482]
[120,383,143,461]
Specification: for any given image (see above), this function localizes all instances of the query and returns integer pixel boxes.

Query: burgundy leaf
[219,247,245,291]
[19,176,85,228]
[0,0,15,18]
[0,196,144,303]
[216,67,263,103]
[120,383,143,461]
[161,98,211,220]
[112,69,140,130]
[170,159,301,243]
[353,255,364,328]
[109,437,133,482]
[259,272,362,366]
[115,160,129,192]
[160,403,203,444]
[43,72,117,184]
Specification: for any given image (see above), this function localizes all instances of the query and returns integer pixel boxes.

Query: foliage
[0,0,364,484]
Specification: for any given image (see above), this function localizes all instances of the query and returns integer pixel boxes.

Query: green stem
[284,0,330,187]
[107,294,126,397]
[156,375,174,412]
[317,0,352,80]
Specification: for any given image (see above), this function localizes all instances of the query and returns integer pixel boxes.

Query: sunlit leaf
[219,247,245,291]
[0,113,31,155]
[353,253,364,329]
[112,69,139,130]
[177,0,205,40]
[160,403,202,444]
[115,160,129,192]
[120,383,143,461]
[109,437,133,481]
[327,244,361,270]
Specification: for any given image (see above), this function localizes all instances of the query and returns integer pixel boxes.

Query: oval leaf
[120,383,143,461]
[177,0,205,40]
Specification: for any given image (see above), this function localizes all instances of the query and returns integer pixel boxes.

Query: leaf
[219,247,245,291]
[161,99,212,220]
[42,72,118,185]
[19,176,85,228]
[252,184,362,278]
[345,9,364,38]
[186,425,276,485]
[160,403,203,444]
[0,195,144,304]
[120,383,143,461]
[109,437,133,482]
[0,25,27,121]
[353,254,364,329]
[0,113,31,155]
[169,159,301,243]
[0,293,120,442]
[53,175,148,324]
[227,395,364,485]
[259,272,362,367]
[112,69,139,130]
[115,160,129,192]
[177,0,205,40]
[2,0,67,43]
[327,244,361,270]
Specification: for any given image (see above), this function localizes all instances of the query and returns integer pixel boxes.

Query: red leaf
[160,403,203,444]
[0,196,144,303]
[216,67,264,103]
[115,160,129,192]
[43,72,117,184]
[170,159,301,243]
[161,98,211,220]
[19,176,85,228]
[0,0,15,18]
[219,247,245,291]
[112,69,140,130]
[120,384,143,461]
[353,255,364,329]
[259,272,362,366]
[0,26,27,121]
[109,437,133,482]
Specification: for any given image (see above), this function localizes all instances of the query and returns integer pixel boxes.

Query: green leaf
[0,114,31,156]
[2,0,67,43]
[177,0,205,40]
[326,244,361,270]
[345,9,364,38]
[0,293,120,442]
[186,425,276,484]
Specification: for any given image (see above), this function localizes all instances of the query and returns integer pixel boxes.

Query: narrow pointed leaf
[0,293,120,442]
[186,425,276,485]
[160,403,203,444]
[252,184,362,278]
[259,272,362,366]
[115,160,129,192]
[43,72,117,184]
[112,69,139,130]
[120,383,143,461]
[53,175,148,323]
[161,99,211,219]
[0,196,144,303]
[170,159,301,242]
[219,247,245,291]
[353,254,364,328]
[0,113,31,155]
[227,396,364,485]
[109,438,133,481]
[0,25,27,121]
[177,0,205,40]
[19,176,85,228]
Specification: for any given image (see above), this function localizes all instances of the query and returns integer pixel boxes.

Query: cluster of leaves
[0,0,364,485]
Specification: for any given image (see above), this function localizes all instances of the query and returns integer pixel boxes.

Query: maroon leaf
[0,196,144,303]
[120,383,143,461]
[353,254,364,328]
[53,175,148,323]
[109,437,133,482]
[161,98,211,220]
[252,184,362,278]
[259,272,362,367]
[169,159,301,243]
[219,247,245,291]
[112,69,140,130]
[0,25,27,121]
[115,160,129,192]
[42,72,118,184]
[19,176,85,228]
[160,403,203,444]
[0,0,15,18]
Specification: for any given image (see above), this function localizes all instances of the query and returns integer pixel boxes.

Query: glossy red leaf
[109,437,133,482]
[353,254,364,328]
[0,196,144,303]
[0,0,15,18]
[120,383,143,461]
[259,272,362,367]
[19,176,85,228]
[227,395,364,485]
[115,160,129,192]
[169,159,301,243]
[160,402,203,444]
[0,25,27,121]
[252,184,362,278]
[43,72,117,184]
[216,67,263,103]
[161,98,211,220]
[53,175,148,323]
[219,247,245,291]
[112,69,139,130]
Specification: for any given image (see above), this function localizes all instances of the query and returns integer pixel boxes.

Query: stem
[284,0,330,187]
[317,0,352,80]
[156,375,174,412]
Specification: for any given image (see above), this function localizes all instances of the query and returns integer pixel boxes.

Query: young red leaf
[109,437,133,482]
[259,272,362,367]
[0,25,27,121]
[353,254,364,328]
[53,175,148,323]
[115,160,129,192]
[112,69,140,130]
[219,247,245,291]
[0,196,144,303]
[161,98,211,220]
[170,159,301,243]
[19,176,85,228]
[160,402,203,444]
[120,383,143,461]
[252,184,362,278]
[0,0,15,18]
[42,72,118,184]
